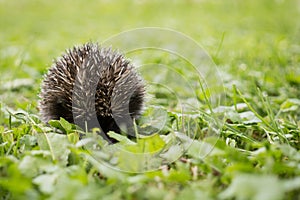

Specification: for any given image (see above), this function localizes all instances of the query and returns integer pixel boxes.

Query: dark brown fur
[39,43,145,142]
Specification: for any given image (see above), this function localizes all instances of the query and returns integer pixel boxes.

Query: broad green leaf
[239,111,261,124]
[219,174,284,200]
[280,98,300,112]
[36,133,71,166]
[59,117,73,133]
[48,118,75,134]
[48,120,64,132]
[33,173,58,194]
[127,134,166,153]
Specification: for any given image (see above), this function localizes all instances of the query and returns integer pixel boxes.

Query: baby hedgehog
[39,43,145,142]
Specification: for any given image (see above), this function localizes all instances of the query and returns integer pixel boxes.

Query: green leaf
[280,98,300,112]
[0,158,33,194]
[59,117,73,133]
[239,111,261,124]
[19,135,37,150]
[48,120,64,131]
[33,173,58,194]
[127,134,166,153]
[48,118,75,134]
[219,174,284,200]
[107,131,135,145]
[37,133,71,166]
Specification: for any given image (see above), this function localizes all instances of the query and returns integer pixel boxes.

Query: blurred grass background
[0,0,299,109]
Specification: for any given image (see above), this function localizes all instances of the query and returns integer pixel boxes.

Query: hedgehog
[38,43,145,142]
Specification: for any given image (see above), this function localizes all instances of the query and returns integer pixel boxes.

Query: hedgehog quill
[39,43,145,142]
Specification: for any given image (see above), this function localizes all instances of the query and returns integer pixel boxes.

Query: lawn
[0,0,299,199]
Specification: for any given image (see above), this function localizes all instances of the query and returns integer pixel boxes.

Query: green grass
[0,0,300,199]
